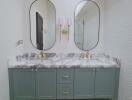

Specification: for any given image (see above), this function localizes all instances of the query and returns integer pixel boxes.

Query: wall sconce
[58,17,72,41]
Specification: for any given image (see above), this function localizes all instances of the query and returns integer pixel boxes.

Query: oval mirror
[75,0,100,51]
[30,0,56,50]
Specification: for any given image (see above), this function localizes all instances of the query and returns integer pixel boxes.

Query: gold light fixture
[58,17,72,41]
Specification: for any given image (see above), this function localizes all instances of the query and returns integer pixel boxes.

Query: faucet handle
[90,53,95,59]
[86,51,90,58]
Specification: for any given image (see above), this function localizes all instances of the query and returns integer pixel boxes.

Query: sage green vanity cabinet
[95,68,116,99]
[74,68,95,99]
[8,68,36,100]
[74,67,120,100]
[9,67,120,100]
[36,68,56,99]
[8,68,56,100]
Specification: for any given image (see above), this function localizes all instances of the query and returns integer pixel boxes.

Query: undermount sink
[62,58,115,66]
[81,59,104,66]
[28,59,53,65]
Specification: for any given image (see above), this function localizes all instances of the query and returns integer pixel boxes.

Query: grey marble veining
[8,53,121,68]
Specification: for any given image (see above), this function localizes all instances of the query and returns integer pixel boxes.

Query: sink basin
[62,58,115,67]
[62,57,80,65]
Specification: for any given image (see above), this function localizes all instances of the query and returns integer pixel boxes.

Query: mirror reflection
[75,0,100,51]
[30,0,56,50]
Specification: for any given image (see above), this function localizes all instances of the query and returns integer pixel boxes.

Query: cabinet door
[9,69,14,100]
[115,68,120,100]
[95,68,116,99]
[36,68,56,99]
[74,68,95,99]
[11,68,35,100]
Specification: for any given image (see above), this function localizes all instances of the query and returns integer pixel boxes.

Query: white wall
[47,0,104,53]
[103,0,132,100]
[0,0,103,100]
[0,0,26,100]
[24,0,104,54]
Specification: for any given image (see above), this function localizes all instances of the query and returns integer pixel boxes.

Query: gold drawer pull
[62,75,71,78]
[63,91,70,94]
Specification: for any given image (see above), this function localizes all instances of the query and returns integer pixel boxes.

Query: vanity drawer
[57,68,74,83]
[57,84,73,99]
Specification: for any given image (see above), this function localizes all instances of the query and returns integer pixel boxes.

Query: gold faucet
[38,51,47,60]
[80,51,91,60]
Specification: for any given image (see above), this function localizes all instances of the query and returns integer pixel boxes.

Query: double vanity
[8,0,120,100]
[8,54,120,100]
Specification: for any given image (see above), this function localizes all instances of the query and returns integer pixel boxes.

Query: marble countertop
[8,53,121,68]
